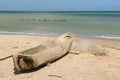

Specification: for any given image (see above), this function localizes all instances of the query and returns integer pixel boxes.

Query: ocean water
[0,11,120,40]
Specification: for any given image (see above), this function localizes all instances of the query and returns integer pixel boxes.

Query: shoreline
[0,34,120,49]
[0,30,120,40]
[0,32,120,40]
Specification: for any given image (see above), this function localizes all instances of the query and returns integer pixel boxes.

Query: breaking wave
[95,35,120,40]
[0,31,120,40]
[0,31,58,36]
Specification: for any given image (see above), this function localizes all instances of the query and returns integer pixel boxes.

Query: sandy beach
[0,34,120,80]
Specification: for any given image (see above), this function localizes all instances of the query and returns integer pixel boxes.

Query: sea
[0,11,120,40]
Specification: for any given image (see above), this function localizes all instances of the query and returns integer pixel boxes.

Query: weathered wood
[13,32,74,71]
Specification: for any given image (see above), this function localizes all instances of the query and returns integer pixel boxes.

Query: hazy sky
[0,0,120,11]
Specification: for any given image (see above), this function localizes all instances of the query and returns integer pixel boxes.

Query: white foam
[0,31,58,36]
[95,35,120,40]
[0,31,120,40]
[0,31,36,35]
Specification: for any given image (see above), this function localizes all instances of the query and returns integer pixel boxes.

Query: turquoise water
[0,11,120,40]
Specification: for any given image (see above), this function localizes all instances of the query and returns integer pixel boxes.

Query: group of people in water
[20,18,67,23]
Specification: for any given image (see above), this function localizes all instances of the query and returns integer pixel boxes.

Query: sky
[0,0,120,11]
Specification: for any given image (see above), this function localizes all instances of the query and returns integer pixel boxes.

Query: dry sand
[0,34,120,80]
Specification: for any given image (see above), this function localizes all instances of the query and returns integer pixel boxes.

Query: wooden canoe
[13,32,74,71]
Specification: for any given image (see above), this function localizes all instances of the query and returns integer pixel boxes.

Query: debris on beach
[13,32,74,71]
[0,32,107,72]
[70,40,107,56]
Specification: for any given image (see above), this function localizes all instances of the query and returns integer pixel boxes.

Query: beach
[0,34,120,80]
